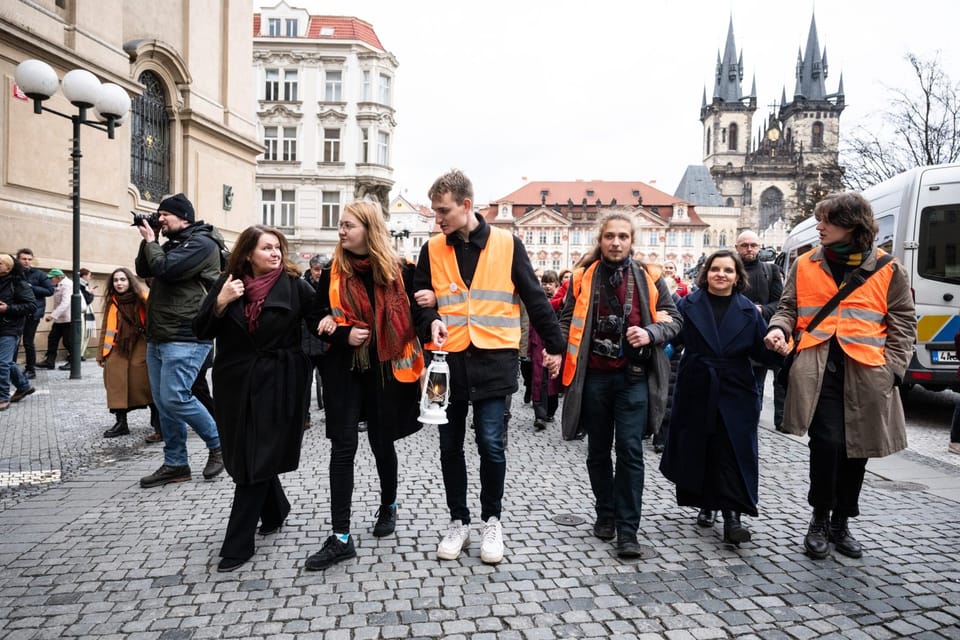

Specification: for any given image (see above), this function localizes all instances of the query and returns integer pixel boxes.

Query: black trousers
[329,426,397,533]
[807,360,868,518]
[220,476,290,559]
[44,321,72,363]
[19,316,41,371]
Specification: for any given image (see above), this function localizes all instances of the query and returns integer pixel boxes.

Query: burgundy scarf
[337,255,415,366]
[242,267,283,334]
[113,291,145,354]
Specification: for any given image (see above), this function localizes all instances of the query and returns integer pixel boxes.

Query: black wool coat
[193,272,315,485]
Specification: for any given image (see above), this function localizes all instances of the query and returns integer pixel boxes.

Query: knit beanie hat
[158,193,195,223]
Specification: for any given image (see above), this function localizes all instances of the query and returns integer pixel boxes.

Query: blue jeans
[583,369,648,536]
[439,396,507,524]
[146,341,220,466]
[0,335,30,402]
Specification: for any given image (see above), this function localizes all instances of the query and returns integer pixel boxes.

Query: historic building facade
[253,1,397,261]
[387,194,434,264]
[700,15,845,234]
[487,180,707,275]
[1,0,261,352]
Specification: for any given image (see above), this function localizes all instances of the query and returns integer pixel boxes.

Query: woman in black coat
[304,199,425,572]
[193,225,315,573]
[659,250,779,546]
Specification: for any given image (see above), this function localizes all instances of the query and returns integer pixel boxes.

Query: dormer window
[320,26,335,36]
[285,19,298,37]
[540,189,549,199]
[632,190,640,197]
[268,18,281,36]
[586,189,594,197]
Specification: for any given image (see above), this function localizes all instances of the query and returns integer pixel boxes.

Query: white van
[778,164,960,393]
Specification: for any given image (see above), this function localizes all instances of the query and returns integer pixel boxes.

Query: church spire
[713,16,744,102]
[794,13,828,101]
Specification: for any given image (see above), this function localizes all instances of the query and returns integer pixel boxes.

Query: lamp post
[15,59,131,380]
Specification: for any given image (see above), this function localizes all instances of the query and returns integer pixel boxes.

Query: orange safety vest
[795,250,894,366]
[327,261,424,383]
[562,261,659,386]
[101,293,148,357]
[427,227,521,352]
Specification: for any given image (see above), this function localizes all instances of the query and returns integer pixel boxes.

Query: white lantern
[62,69,102,108]
[419,351,450,425]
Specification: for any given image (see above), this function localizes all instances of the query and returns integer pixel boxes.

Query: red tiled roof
[252,14,384,51]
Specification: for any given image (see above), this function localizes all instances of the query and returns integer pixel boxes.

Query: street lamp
[15,59,130,380]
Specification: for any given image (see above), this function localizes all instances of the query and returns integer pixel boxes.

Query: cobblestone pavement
[0,363,958,639]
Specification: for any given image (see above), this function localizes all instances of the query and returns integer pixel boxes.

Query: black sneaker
[305,535,356,571]
[58,363,71,370]
[372,505,397,537]
[203,448,224,480]
[140,464,191,488]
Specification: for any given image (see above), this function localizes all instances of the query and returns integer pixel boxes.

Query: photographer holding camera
[559,211,681,558]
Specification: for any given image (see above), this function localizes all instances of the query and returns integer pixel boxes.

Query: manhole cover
[552,514,586,526]
[870,480,928,492]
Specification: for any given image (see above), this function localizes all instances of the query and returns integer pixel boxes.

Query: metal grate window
[130,71,169,203]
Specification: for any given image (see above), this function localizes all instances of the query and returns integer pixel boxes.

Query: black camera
[592,314,624,359]
[130,210,161,228]
[595,314,623,337]
[592,337,623,359]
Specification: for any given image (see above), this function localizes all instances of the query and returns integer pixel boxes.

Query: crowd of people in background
[3,176,958,575]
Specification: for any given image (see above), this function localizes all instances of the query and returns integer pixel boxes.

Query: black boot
[804,510,831,559]
[829,514,863,558]
[103,411,130,438]
[696,508,717,528]
[722,510,751,544]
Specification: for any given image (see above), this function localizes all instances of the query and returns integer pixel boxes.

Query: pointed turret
[713,16,744,102]
[749,75,756,99]
[794,14,827,101]
[702,87,707,108]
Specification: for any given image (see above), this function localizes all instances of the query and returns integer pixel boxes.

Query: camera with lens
[591,314,624,359]
[130,210,161,228]
[595,314,623,337]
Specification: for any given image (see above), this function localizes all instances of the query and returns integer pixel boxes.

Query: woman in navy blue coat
[659,250,779,546]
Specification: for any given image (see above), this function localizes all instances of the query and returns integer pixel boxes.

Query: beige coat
[768,247,916,458]
[96,305,153,410]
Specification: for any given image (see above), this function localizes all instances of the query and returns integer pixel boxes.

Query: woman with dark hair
[530,270,563,429]
[193,225,315,573]
[660,249,778,546]
[305,199,425,572]
[97,268,159,438]
[765,192,916,559]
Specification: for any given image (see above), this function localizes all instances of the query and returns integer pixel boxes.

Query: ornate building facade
[253,1,397,261]
[700,15,845,234]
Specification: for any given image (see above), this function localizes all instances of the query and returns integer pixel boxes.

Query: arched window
[760,186,784,229]
[703,230,711,245]
[725,197,735,207]
[130,71,170,203]
[718,231,727,247]
[728,123,738,150]
[706,132,710,155]
[811,121,824,148]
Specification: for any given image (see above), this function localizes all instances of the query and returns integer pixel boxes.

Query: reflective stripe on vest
[562,261,659,386]
[101,293,147,357]
[427,227,520,352]
[795,250,894,366]
[328,261,424,382]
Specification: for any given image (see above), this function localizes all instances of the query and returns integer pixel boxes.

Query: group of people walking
[0,176,920,573]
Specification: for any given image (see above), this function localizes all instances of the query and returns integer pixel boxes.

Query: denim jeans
[439,395,507,524]
[146,341,220,466]
[582,369,648,536]
[0,335,30,402]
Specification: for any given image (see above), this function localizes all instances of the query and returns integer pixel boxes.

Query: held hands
[764,329,791,355]
[348,326,370,346]
[414,289,437,308]
[316,315,336,335]
[542,351,562,379]
[430,319,448,347]
[625,326,652,348]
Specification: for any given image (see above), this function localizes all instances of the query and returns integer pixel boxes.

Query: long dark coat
[193,272,315,485]
[659,289,778,511]
[313,262,422,444]
[96,297,152,410]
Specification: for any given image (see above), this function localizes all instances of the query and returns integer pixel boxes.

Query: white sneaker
[436,520,470,560]
[480,517,504,564]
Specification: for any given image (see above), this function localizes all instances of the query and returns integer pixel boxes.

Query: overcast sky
[257,0,960,205]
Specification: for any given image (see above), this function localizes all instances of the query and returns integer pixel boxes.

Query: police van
[778,164,960,393]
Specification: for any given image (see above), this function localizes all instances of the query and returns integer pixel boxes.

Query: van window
[876,215,895,253]
[917,205,960,283]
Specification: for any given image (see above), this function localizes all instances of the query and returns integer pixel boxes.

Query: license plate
[932,350,958,363]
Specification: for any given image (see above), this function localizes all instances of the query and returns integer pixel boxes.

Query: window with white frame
[323,128,341,162]
[572,230,581,245]
[267,18,281,36]
[283,70,298,101]
[263,127,278,161]
[324,70,342,102]
[682,231,693,246]
[377,131,389,165]
[552,259,561,271]
[553,230,561,245]
[525,231,533,245]
[264,69,279,101]
[261,189,277,224]
[282,127,297,161]
[360,129,369,163]
[280,190,296,228]
[648,231,659,245]
[539,230,547,244]
[379,74,391,105]
[362,70,371,101]
[285,18,298,37]
[321,191,340,228]
[666,231,677,245]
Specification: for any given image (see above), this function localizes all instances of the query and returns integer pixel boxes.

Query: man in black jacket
[135,193,226,488]
[735,231,785,429]
[1,254,36,410]
[15,249,55,379]
[413,169,564,566]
